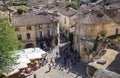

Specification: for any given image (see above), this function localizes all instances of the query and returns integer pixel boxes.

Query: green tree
[100,30,107,38]
[0,15,22,74]
[17,8,27,14]
[66,2,79,9]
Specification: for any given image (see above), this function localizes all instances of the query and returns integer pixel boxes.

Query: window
[39,31,43,39]
[55,28,57,35]
[39,25,42,29]
[26,33,30,39]
[46,30,51,37]
[15,28,20,31]
[46,24,50,28]
[26,26,31,30]
[17,34,22,40]
[55,23,58,26]
[116,28,119,35]
[64,18,66,24]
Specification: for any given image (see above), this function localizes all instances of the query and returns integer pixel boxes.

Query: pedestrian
[71,59,73,65]
[53,62,57,69]
[59,63,63,71]
[21,74,26,78]
[63,57,66,65]
[56,51,59,58]
[50,58,54,66]
[33,74,36,78]
[48,64,51,72]
[42,58,45,66]
[50,47,51,51]
[67,67,70,74]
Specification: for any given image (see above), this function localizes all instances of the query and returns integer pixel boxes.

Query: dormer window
[47,26,50,28]
[97,12,104,17]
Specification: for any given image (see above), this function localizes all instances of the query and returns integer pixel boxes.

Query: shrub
[89,49,94,54]
[117,37,120,42]
[66,2,79,9]
[100,30,107,37]
[5,1,27,6]
[17,8,27,14]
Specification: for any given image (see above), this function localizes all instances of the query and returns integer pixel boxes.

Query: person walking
[48,64,51,72]
[63,57,66,65]
[59,63,63,71]
[56,51,59,58]
[50,58,54,66]
[33,74,36,78]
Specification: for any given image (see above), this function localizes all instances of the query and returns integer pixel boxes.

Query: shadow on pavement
[54,44,88,78]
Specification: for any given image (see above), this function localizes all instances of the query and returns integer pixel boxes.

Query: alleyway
[27,36,87,78]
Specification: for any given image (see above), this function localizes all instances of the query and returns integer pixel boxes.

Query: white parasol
[17,57,31,64]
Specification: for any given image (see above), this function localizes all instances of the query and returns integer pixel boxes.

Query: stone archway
[25,43,34,48]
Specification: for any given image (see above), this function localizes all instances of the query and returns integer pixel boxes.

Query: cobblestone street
[27,39,87,78]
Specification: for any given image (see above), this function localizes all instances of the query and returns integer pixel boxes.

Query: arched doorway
[25,43,34,48]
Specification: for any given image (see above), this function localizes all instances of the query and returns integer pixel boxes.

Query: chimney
[50,16,54,21]
[100,5,105,14]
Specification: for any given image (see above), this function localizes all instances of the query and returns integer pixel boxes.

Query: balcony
[21,39,35,43]
[80,37,95,42]
[36,36,53,42]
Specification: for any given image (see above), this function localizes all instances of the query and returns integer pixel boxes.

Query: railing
[36,36,53,41]
[21,39,35,43]
[80,37,95,42]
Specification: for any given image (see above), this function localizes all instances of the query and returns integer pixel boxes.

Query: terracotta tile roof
[44,3,77,17]
[12,13,58,26]
[57,8,77,17]
[104,8,120,24]
[108,3,120,9]
[75,10,113,24]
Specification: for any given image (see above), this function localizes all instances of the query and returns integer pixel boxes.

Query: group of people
[61,48,76,73]
[45,45,78,74]
[50,47,77,73]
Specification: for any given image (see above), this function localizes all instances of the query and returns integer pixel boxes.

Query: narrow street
[27,36,87,78]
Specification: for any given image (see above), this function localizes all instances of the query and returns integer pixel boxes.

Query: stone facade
[45,5,76,36]
[73,11,120,62]
[12,13,59,48]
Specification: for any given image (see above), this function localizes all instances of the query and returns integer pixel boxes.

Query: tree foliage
[17,8,27,14]
[66,2,79,9]
[100,30,107,37]
[4,1,27,6]
[0,15,22,74]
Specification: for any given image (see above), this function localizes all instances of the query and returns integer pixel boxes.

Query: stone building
[12,12,59,48]
[44,4,77,37]
[73,10,120,62]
